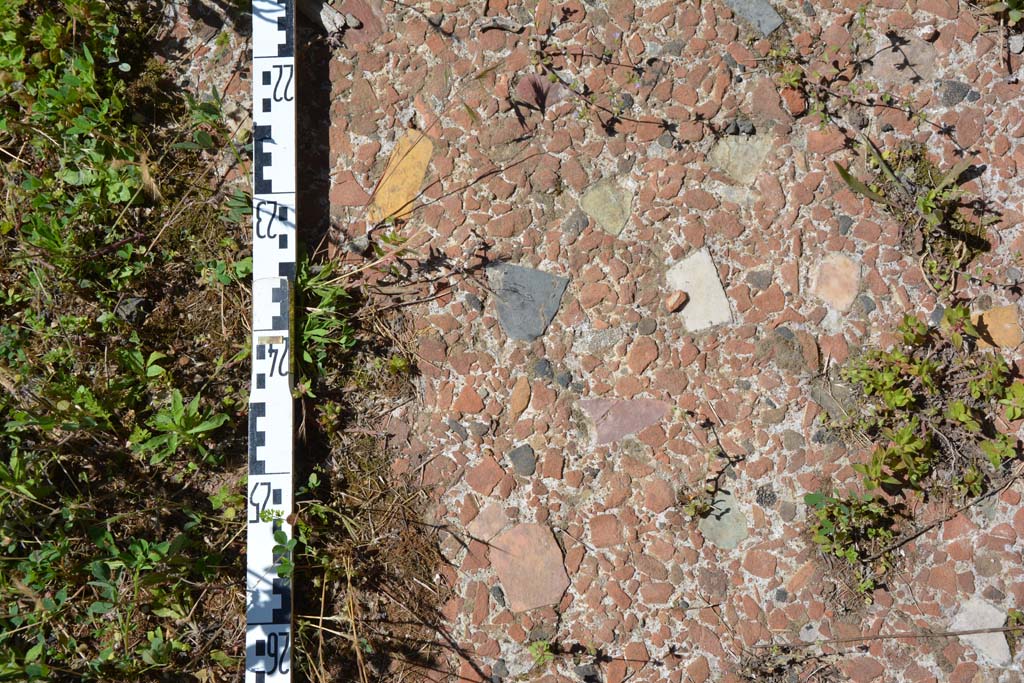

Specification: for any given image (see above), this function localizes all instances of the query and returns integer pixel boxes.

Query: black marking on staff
[279,261,296,280]
[255,673,265,683]
[255,200,279,238]
[254,125,274,195]
[249,481,271,522]
[256,344,266,360]
[274,65,294,102]
[272,578,292,623]
[256,373,266,389]
[267,340,289,377]
[259,64,294,105]
[271,282,289,330]
[276,0,295,57]
[248,402,267,475]
[256,632,291,674]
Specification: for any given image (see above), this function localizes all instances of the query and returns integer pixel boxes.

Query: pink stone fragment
[490,524,569,612]
[580,398,670,445]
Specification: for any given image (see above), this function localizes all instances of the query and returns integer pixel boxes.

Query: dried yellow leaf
[367,129,433,224]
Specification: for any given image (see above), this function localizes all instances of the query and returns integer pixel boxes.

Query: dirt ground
[179,0,1024,680]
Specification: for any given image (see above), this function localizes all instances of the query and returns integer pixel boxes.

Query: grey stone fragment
[465,292,483,312]
[637,317,657,335]
[347,235,370,254]
[1007,266,1022,283]
[533,358,554,379]
[487,263,569,341]
[746,270,772,290]
[574,664,600,681]
[802,0,815,15]
[782,429,805,450]
[508,445,536,476]
[799,623,820,642]
[1010,34,1024,54]
[580,178,634,235]
[563,208,589,237]
[467,422,489,437]
[774,588,789,602]
[809,378,857,421]
[697,489,749,549]
[951,598,1010,665]
[779,501,796,522]
[724,0,784,36]
[929,304,946,327]
[657,132,675,149]
[856,294,876,314]
[940,80,971,107]
[489,586,506,607]
[838,215,853,235]
[661,39,685,56]
[446,419,469,440]
[555,371,572,388]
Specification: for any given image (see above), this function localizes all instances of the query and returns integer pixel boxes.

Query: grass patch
[0,2,258,679]
[0,3,445,681]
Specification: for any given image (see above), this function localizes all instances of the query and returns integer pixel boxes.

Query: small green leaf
[804,492,826,506]
[835,162,889,205]
[25,641,44,663]
[88,601,115,616]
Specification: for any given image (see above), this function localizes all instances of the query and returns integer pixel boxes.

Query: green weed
[836,141,991,297]
[807,307,1023,598]
[528,640,558,668]
[983,0,1024,25]
[837,307,1021,498]
[296,257,358,395]
[804,491,898,595]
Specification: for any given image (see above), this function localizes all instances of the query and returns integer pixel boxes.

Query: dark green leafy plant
[835,307,1022,498]
[835,141,990,297]
[0,3,248,680]
[804,491,899,595]
[808,307,1023,598]
[295,257,358,395]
